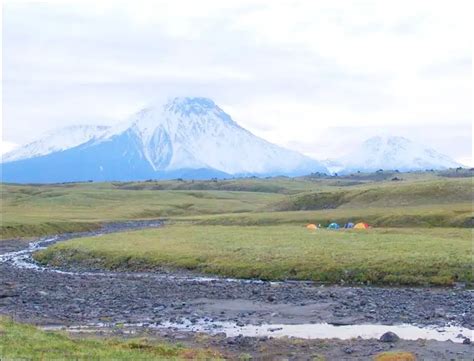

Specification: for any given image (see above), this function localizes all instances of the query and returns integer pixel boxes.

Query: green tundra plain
[2,170,473,286]
[1,171,473,360]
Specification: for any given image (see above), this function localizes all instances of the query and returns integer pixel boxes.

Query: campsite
[305,222,370,230]
[1,170,473,359]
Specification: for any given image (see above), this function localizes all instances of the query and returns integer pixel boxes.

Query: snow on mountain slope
[2,125,110,163]
[334,136,461,173]
[125,97,322,175]
[320,159,345,175]
[1,97,327,182]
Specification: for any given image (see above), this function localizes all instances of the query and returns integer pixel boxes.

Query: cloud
[2,0,472,164]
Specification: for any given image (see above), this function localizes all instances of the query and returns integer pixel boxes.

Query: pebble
[379,332,400,343]
[343,346,354,354]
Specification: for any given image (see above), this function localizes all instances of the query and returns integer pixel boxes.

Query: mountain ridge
[2,97,327,183]
[2,99,462,183]
[2,125,111,163]
[324,135,461,174]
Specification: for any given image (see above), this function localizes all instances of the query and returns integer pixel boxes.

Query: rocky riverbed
[1,221,472,360]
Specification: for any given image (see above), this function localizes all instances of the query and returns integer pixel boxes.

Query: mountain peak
[363,136,411,151]
[165,97,217,116]
[334,135,460,173]
[364,135,409,145]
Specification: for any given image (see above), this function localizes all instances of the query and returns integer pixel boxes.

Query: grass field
[3,172,474,285]
[270,178,472,210]
[35,225,472,286]
[0,317,221,360]
[2,173,472,239]
[0,183,282,239]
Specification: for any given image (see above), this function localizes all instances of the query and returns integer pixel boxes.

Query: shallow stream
[2,221,472,343]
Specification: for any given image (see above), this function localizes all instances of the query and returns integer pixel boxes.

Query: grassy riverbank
[34,225,472,286]
[0,317,221,360]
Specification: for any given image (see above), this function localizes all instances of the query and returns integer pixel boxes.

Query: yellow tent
[354,222,369,229]
[306,224,318,230]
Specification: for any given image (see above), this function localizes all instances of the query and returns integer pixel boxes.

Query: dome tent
[306,224,318,230]
[327,222,340,230]
[354,222,370,229]
[344,222,354,229]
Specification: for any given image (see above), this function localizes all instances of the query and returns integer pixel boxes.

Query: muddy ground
[1,221,472,360]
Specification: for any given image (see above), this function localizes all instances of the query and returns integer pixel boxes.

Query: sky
[1,0,472,165]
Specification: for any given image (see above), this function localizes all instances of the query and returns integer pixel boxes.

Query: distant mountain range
[323,135,461,174]
[1,97,327,183]
[1,98,462,183]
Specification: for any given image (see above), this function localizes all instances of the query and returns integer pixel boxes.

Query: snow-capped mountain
[2,125,110,163]
[327,135,461,174]
[1,97,327,183]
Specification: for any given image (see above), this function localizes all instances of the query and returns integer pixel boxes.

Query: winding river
[1,220,472,343]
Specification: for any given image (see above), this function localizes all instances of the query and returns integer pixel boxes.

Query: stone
[268,327,283,332]
[379,331,400,342]
[434,308,446,317]
[343,346,354,354]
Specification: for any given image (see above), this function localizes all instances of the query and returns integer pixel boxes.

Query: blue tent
[327,222,340,230]
[344,222,354,229]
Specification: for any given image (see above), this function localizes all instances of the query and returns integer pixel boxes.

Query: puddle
[215,322,473,342]
[160,319,473,343]
[42,319,473,343]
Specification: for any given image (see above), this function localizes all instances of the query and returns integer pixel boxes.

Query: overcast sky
[1,0,472,165]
